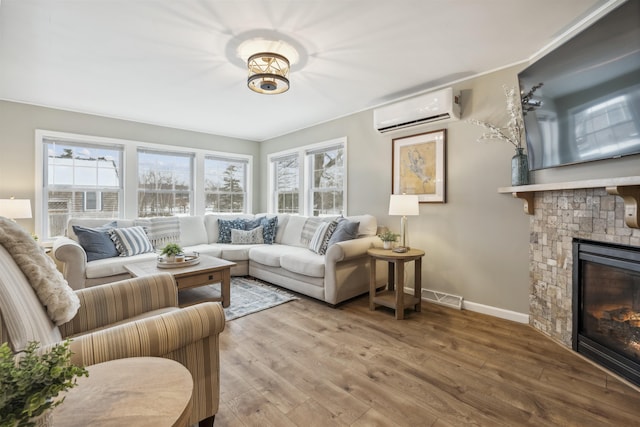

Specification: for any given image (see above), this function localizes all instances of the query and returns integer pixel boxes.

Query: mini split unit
[373,87,461,133]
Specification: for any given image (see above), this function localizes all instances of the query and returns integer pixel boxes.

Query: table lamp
[388,194,419,252]
[0,197,33,221]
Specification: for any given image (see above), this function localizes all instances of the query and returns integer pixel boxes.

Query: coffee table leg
[221,269,231,308]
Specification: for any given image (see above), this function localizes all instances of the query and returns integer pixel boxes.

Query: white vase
[383,241,392,250]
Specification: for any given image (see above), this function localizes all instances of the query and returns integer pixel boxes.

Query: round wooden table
[368,247,425,319]
[53,357,193,427]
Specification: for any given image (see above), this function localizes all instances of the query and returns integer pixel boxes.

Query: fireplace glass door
[573,239,640,386]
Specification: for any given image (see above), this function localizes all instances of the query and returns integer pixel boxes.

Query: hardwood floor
[217,295,640,426]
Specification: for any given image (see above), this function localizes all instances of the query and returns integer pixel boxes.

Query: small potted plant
[378,230,399,250]
[160,242,184,262]
[0,340,88,427]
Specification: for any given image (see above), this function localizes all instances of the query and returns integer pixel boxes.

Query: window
[272,154,300,214]
[307,143,344,216]
[268,137,346,216]
[84,191,102,211]
[204,156,248,213]
[137,149,194,217]
[42,138,123,238]
[36,130,253,239]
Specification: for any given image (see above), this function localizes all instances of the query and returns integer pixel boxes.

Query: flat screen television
[518,0,640,171]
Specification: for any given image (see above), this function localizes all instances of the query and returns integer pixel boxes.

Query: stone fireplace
[528,186,640,349]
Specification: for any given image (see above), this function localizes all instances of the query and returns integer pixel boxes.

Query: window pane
[137,150,193,217]
[204,157,247,213]
[309,146,344,216]
[273,156,299,214]
[44,141,122,238]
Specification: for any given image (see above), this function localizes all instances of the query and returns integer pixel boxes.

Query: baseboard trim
[461,300,529,324]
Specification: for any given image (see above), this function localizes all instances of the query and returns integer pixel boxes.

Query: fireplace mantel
[498,176,640,229]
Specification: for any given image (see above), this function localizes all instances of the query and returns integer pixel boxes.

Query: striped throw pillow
[308,220,338,255]
[108,226,154,257]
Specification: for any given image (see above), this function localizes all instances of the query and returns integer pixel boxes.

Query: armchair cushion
[58,273,178,337]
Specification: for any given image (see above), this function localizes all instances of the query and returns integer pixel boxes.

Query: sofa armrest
[52,302,226,366]
[325,235,379,263]
[59,273,179,337]
[53,237,87,290]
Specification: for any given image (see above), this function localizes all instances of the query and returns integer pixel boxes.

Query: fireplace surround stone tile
[529,187,640,347]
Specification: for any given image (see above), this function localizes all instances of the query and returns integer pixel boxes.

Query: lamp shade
[0,198,32,219]
[388,194,419,216]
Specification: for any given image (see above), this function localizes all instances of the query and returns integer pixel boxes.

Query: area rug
[179,277,298,321]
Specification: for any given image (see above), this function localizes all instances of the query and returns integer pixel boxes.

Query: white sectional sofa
[53,213,387,305]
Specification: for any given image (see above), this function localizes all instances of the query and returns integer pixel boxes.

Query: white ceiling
[0,0,612,141]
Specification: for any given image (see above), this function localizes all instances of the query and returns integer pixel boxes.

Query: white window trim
[267,137,347,216]
[35,129,253,238]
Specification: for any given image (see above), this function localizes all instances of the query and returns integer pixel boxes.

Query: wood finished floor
[217,295,640,426]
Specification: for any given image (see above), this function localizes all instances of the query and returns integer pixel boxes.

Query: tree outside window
[137,150,193,217]
[204,157,247,213]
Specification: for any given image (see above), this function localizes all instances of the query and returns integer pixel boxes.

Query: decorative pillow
[72,222,119,261]
[218,218,246,243]
[327,219,360,247]
[260,216,278,245]
[231,226,264,245]
[308,221,338,255]
[301,217,326,245]
[108,226,154,257]
[242,216,278,245]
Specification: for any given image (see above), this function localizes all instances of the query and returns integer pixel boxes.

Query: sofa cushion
[108,226,154,257]
[248,244,300,267]
[346,214,377,236]
[231,227,264,244]
[280,250,325,278]
[220,244,261,261]
[279,216,307,248]
[85,252,158,279]
[327,219,360,246]
[182,244,222,258]
[72,222,119,261]
[179,216,207,247]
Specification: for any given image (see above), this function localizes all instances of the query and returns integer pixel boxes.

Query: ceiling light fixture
[247,52,290,94]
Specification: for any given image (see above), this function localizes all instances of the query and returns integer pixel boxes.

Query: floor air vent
[421,289,463,310]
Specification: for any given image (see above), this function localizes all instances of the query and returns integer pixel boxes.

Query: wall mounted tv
[518,0,640,171]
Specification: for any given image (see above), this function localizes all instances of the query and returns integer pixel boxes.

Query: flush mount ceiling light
[247,52,290,94]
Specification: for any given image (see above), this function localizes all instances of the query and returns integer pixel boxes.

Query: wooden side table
[368,248,425,319]
[53,357,193,427]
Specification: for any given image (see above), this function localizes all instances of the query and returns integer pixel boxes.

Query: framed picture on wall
[392,129,446,203]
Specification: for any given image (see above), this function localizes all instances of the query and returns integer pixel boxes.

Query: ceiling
[0,0,612,141]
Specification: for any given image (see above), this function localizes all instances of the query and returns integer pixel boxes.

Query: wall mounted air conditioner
[373,87,460,133]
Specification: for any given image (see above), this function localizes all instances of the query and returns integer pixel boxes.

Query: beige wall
[0,99,260,230]
[259,64,640,315]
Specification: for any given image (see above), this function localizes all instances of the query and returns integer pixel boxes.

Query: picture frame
[392,129,446,203]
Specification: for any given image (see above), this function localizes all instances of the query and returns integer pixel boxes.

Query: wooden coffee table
[125,255,236,307]
[53,357,193,427]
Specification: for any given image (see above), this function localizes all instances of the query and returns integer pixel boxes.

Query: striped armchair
[0,244,225,427]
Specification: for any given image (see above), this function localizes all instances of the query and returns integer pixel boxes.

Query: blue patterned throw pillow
[218,218,246,243]
[243,216,278,245]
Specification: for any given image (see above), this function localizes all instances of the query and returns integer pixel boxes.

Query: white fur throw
[0,217,79,325]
